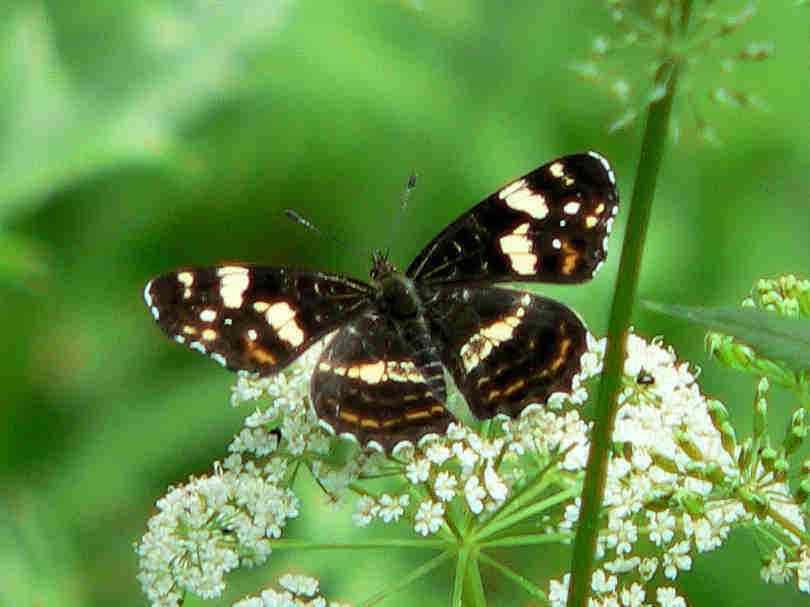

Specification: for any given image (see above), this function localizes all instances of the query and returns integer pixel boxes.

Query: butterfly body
[145,152,618,451]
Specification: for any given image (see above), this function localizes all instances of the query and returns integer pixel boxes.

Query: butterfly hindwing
[426,286,588,419]
[311,311,455,450]
[144,265,372,374]
[407,152,618,285]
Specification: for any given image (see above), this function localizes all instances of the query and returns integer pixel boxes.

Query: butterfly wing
[425,285,587,419]
[311,310,455,451]
[407,152,618,285]
[144,265,372,374]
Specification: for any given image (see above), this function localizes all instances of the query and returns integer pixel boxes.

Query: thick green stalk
[565,51,685,607]
[452,545,472,607]
[466,551,488,607]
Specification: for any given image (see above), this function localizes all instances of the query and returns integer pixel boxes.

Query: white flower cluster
[136,463,299,607]
[549,571,688,607]
[350,423,516,536]
[584,334,806,591]
[139,321,810,605]
[233,573,351,607]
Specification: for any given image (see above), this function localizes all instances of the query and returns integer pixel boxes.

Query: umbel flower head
[573,0,779,143]
[137,318,810,606]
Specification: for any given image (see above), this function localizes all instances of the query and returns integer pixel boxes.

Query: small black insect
[144,153,618,450]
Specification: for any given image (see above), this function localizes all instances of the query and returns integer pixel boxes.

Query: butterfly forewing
[311,311,455,450]
[426,286,587,419]
[145,265,372,374]
[407,152,618,286]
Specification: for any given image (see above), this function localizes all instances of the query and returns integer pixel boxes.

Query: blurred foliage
[0,1,808,606]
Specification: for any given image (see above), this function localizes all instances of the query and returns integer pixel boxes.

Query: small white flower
[278,573,319,597]
[414,500,445,536]
[647,511,676,546]
[662,540,692,579]
[548,574,570,607]
[797,547,810,592]
[434,471,458,502]
[559,498,581,530]
[452,442,479,473]
[378,493,409,523]
[638,557,658,581]
[760,546,790,584]
[591,568,617,594]
[620,582,645,607]
[483,465,508,503]
[425,442,452,465]
[656,586,687,607]
[405,458,431,484]
[464,476,486,514]
[446,422,468,441]
[352,496,378,527]
[605,516,637,556]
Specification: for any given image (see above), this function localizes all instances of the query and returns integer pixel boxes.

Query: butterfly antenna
[284,209,369,259]
[386,171,418,254]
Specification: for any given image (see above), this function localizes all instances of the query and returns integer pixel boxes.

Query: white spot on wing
[460,305,527,372]
[211,353,227,367]
[217,266,250,308]
[189,341,206,354]
[247,329,258,341]
[143,281,153,307]
[359,361,386,383]
[199,309,217,322]
[552,238,562,250]
[265,301,304,347]
[498,222,537,275]
[549,162,565,178]
[177,271,195,300]
[563,201,581,215]
[498,178,527,200]
[150,306,160,320]
[587,150,616,185]
[501,182,549,220]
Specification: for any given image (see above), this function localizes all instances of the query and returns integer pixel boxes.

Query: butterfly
[144,152,618,451]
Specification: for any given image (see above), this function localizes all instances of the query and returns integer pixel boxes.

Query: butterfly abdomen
[374,272,446,402]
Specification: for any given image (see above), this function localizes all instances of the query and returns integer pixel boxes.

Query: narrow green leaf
[643,301,810,370]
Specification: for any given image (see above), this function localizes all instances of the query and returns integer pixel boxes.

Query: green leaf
[643,301,810,370]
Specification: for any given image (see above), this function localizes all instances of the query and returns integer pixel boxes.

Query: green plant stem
[474,487,579,542]
[478,552,547,602]
[466,551,488,607]
[452,545,472,607]
[269,538,447,550]
[479,531,572,548]
[565,7,690,601]
[359,550,454,607]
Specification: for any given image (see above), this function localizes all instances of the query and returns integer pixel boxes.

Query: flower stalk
[566,3,694,604]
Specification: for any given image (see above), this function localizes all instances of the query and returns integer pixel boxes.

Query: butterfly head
[369,249,398,282]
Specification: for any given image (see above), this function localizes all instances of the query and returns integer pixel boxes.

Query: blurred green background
[1,1,808,606]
